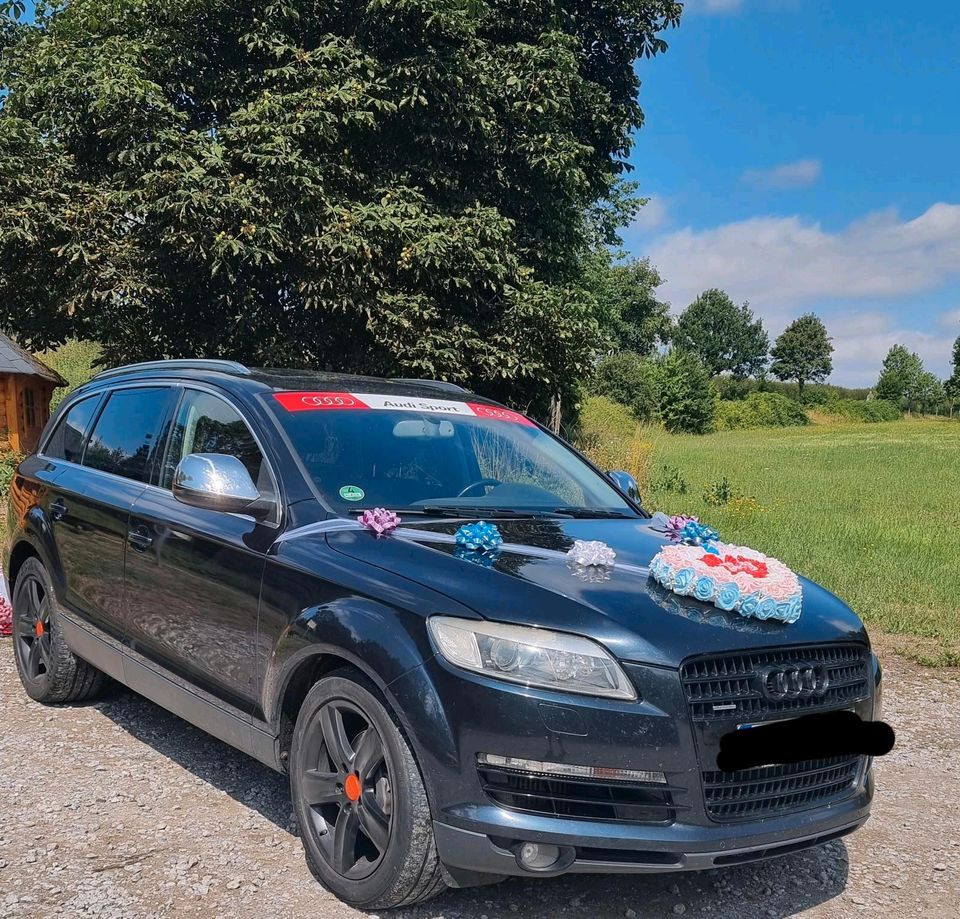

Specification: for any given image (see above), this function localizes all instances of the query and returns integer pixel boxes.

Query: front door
[124,387,279,717]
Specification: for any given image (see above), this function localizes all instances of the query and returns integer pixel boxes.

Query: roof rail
[391,378,469,394]
[90,359,251,382]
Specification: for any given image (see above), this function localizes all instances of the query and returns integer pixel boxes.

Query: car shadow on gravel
[94,685,852,918]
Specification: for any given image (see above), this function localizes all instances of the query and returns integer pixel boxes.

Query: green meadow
[584,409,960,665]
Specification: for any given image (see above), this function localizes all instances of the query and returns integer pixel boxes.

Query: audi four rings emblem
[758,663,829,699]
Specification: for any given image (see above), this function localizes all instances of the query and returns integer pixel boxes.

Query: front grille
[478,763,677,824]
[702,755,862,822]
[681,643,870,721]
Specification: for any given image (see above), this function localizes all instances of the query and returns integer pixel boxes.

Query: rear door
[44,386,176,641]
[124,386,279,716]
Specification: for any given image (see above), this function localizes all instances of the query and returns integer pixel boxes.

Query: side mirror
[172,453,267,517]
[608,470,641,503]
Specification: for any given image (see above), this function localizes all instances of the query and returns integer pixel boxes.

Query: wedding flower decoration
[649,543,802,624]
[357,507,401,537]
[0,598,11,638]
[652,512,720,549]
[455,521,503,554]
[678,520,720,548]
[566,539,616,568]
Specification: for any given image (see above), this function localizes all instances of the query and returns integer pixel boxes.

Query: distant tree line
[583,248,960,433]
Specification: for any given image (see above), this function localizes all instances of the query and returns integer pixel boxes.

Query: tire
[10,556,105,704]
[290,669,445,909]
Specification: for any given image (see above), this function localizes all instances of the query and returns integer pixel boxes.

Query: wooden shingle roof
[0,332,66,386]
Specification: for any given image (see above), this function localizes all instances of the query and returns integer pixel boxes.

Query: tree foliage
[0,0,681,414]
[770,313,833,399]
[590,351,659,421]
[582,249,672,355]
[655,349,716,434]
[674,289,768,378]
[946,334,960,414]
[875,344,924,408]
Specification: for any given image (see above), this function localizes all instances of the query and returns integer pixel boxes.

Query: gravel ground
[0,643,958,919]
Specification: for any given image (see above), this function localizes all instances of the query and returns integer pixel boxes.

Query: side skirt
[59,611,281,772]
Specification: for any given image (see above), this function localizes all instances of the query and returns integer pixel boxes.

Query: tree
[770,313,833,400]
[655,349,716,434]
[0,0,683,416]
[674,289,768,379]
[590,352,659,420]
[875,345,924,410]
[915,372,945,415]
[946,335,960,418]
[582,250,672,355]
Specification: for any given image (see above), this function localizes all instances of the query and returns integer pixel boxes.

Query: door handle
[50,499,68,522]
[127,527,154,551]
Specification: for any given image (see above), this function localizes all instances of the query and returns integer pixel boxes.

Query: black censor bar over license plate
[717,710,895,772]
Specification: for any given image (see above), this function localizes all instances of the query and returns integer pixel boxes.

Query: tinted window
[83,388,173,482]
[161,390,268,492]
[44,395,101,463]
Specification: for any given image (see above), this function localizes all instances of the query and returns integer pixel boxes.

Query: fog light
[517,842,561,871]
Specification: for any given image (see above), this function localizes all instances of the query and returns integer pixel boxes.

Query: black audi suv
[5,360,881,909]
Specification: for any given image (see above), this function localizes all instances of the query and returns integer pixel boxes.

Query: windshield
[267,390,639,518]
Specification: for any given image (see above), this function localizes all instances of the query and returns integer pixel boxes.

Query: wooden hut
[0,332,65,454]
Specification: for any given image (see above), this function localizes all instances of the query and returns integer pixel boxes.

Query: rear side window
[83,388,173,483]
[44,395,101,463]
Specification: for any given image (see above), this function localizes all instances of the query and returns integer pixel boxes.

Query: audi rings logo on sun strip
[758,663,830,700]
[300,394,361,408]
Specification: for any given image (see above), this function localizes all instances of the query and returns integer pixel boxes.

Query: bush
[820,398,902,423]
[576,396,655,494]
[655,350,717,434]
[590,353,660,422]
[0,448,24,502]
[715,392,808,430]
[652,464,688,494]
[38,340,101,408]
[711,376,871,404]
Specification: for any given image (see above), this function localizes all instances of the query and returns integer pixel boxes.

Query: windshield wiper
[407,505,573,520]
[550,507,637,519]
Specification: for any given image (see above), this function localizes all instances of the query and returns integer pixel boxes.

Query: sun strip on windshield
[272,391,534,426]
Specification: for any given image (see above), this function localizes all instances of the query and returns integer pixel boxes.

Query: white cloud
[647,203,960,312]
[826,311,954,387]
[641,202,960,385]
[741,158,822,190]
[940,308,960,329]
[628,197,669,234]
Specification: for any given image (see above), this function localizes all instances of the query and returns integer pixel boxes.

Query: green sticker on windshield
[339,485,365,502]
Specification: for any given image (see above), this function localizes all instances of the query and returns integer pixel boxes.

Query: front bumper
[391,653,876,882]
[434,772,872,879]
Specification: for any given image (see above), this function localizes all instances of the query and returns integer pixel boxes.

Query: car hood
[324,516,868,668]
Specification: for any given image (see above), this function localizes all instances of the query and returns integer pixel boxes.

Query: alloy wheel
[14,572,53,683]
[300,699,394,880]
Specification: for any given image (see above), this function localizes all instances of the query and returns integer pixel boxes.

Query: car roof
[73,359,500,405]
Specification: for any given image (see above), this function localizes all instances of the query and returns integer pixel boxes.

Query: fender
[6,496,64,602]
[257,538,480,789]
[263,598,459,774]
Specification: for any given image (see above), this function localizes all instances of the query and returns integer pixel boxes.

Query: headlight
[427,616,637,701]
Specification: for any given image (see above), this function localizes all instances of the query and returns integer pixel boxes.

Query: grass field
[632,417,960,665]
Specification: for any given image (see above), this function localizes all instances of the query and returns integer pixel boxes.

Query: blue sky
[626,0,960,385]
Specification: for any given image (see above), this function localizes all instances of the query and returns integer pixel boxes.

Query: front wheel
[290,670,445,909]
